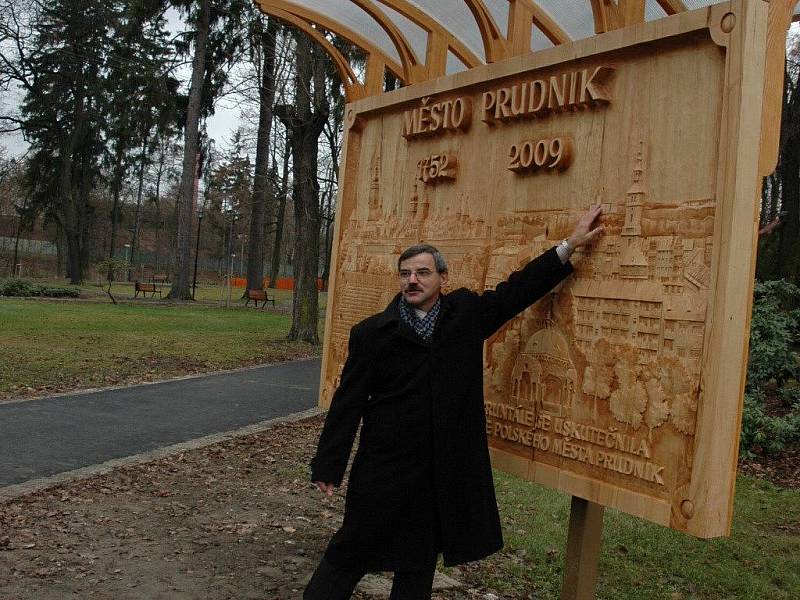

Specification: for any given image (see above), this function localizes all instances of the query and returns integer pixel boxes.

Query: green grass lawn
[454,471,800,599]
[0,298,321,399]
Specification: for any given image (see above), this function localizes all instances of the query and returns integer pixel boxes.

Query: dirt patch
[0,416,493,599]
[739,445,800,489]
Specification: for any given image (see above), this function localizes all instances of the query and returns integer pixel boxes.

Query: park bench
[245,289,275,308]
[151,273,169,285]
[134,281,162,299]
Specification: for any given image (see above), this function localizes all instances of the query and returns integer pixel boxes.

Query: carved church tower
[368,146,382,221]
[619,143,649,279]
[622,145,645,237]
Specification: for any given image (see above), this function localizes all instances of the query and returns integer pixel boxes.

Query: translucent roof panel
[644,0,667,22]
[483,0,510,36]
[373,1,429,63]
[447,50,469,75]
[407,0,488,62]
[279,0,402,64]
[531,23,555,52]
[533,0,595,41]
[269,1,800,83]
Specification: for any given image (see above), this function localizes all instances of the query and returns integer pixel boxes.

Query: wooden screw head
[720,13,736,34]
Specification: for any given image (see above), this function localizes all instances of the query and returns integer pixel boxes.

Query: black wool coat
[310,247,573,571]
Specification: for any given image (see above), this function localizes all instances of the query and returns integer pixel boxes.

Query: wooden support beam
[463,0,510,62]
[655,0,688,16]
[590,0,649,33]
[507,0,534,55]
[364,53,386,97]
[424,31,449,78]
[618,0,646,27]
[760,0,799,176]
[589,0,619,33]
[562,497,605,600]
[524,0,572,45]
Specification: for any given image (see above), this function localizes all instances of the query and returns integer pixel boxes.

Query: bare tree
[245,16,279,291]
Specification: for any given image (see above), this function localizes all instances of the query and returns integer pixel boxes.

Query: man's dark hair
[398,244,448,273]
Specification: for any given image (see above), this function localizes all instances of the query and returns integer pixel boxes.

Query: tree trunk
[168,0,210,300]
[129,134,149,281]
[107,142,126,276]
[268,138,290,288]
[153,145,166,271]
[12,214,22,278]
[277,32,328,343]
[59,90,88,285]
[288,127,321,343]
[246,18,278,291]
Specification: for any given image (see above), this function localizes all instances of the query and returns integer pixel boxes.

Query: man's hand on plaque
[567,204,604,250]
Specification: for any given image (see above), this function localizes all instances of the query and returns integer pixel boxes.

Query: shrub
[0,278,41,297]
[742,280,800,456]
[0,278,81,298]
[39,285,81,298]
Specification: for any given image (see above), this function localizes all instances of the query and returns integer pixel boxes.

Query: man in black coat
[304,206,604,599]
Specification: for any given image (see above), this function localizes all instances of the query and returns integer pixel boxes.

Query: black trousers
[303,555,437,600]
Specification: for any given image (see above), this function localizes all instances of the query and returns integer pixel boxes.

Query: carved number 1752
[417,153,457,184]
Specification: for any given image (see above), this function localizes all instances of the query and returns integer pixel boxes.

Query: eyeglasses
[398,268,436,280]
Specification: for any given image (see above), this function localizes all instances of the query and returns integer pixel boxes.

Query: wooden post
[561,496,605,600]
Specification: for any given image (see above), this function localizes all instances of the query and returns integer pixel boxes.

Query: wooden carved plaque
[321,1,771,538]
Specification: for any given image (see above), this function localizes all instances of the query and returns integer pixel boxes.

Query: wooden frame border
[321,0,775,537]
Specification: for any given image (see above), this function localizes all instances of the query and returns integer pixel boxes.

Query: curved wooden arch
[655,0,687,16]
[587,0,648,33]
[373,0,482,72]
[463,0,510,62]
[506,0,571,55]
[349,0,428,83]
[257,0,406,81]
[255,4,366,101]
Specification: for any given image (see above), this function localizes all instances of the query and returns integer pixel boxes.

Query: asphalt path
[0,358,321,487]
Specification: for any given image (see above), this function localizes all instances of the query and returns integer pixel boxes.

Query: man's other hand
[314,481,336,496]
[567,204,604,249]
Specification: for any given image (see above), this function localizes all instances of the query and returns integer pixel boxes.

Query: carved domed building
[510,323,577,418]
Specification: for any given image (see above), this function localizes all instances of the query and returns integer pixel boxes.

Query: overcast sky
[0,7,246,159]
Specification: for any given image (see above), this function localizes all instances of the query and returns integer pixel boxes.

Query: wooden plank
[759,0,797,176]
[562,497,605,600]
[424,31,449,79]
[685,0,769,537]
[364,54,386,97]
[507,0,534,56]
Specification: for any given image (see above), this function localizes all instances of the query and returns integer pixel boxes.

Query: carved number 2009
[508,137,573,173]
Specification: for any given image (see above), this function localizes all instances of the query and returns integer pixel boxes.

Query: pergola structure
[265,3,797,595]
[255,1,799,174]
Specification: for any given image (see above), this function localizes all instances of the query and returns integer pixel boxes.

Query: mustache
[405,285,421,292]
